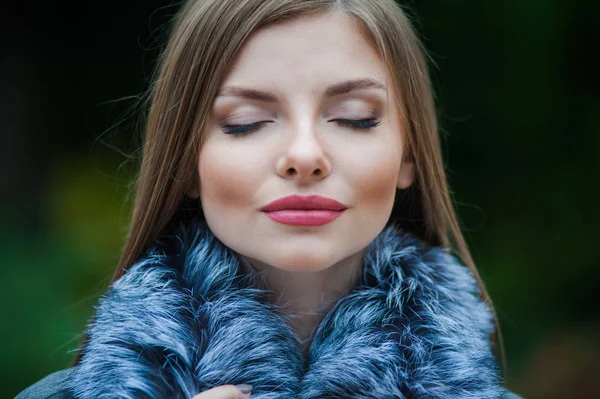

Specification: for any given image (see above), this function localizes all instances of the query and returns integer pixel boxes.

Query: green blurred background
[2,1,598,398]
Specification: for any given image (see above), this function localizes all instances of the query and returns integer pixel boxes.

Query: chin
[259,249,341,273]
[266,248,343,272]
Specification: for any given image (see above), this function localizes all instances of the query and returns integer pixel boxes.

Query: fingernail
[235,384,253,395]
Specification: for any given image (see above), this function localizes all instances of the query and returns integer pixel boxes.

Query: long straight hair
[74,0,505,373]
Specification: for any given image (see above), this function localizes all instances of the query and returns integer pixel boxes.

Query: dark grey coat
[17,220,525,398]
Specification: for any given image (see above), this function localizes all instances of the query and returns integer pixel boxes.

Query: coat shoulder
[14,367,524,399]
[15,368,74,399]
[503,389,525,399]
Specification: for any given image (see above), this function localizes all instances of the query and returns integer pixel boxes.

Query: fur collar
[69,219,504,398]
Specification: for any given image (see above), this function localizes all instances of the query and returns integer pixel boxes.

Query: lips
[261,195,347,226]
[260,195,347,212]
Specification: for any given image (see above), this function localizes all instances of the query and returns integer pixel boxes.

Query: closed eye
[331,118,380,130]
[221,118,380,135]
[221,121,272,135]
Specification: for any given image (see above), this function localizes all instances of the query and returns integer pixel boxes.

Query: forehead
[221,11,388,92]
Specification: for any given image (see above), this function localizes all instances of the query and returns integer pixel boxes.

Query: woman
[17,0,524,398]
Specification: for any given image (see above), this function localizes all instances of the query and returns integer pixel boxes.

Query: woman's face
[191,11,414,272]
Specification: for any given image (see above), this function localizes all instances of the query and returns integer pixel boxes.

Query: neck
[237,250,365,345]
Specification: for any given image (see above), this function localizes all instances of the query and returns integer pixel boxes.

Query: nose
[275,121,331,183]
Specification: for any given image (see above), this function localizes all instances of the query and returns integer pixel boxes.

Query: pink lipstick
[261,195,347,226]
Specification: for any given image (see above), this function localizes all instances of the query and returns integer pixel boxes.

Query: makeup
[263,209,345,226]
[261,195,347,226]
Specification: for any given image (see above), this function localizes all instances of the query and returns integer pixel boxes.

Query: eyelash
[221,118,381,135]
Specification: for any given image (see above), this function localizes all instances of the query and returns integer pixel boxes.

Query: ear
[397,160,415,189]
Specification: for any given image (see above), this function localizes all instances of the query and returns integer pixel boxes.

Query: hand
[192,384,253,399]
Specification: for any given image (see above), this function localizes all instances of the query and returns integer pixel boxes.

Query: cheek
[344,138,401,208]
[198,142,257,212]
[355,166,398,228]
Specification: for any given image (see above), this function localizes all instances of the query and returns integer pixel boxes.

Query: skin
[187,10,414,354]
[192,384,251,399]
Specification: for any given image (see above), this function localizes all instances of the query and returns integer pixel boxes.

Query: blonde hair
[75,0,505,373]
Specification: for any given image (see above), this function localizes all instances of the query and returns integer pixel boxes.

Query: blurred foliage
[0,157,131,390]
[2,0,598,398]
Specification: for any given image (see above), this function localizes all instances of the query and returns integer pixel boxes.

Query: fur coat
[67,219,510,399]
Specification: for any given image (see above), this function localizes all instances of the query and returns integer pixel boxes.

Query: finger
[191,384,250,399]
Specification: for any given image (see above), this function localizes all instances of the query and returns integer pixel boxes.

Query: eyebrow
[216,78,386,102]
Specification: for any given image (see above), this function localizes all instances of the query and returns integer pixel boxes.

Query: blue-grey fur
[68,219,507,398]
